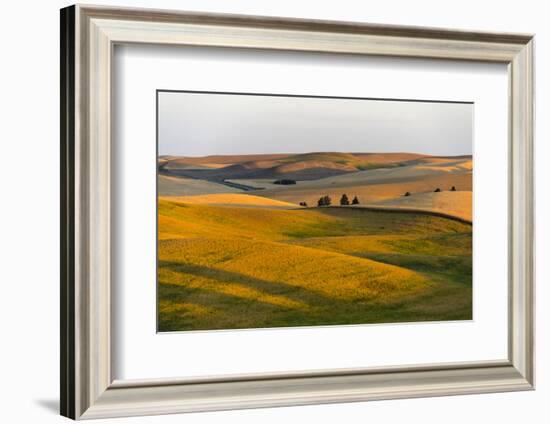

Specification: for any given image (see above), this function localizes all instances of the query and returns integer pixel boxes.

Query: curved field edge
[157,199,472,331]
[160,193,299,208]
[366,190,472,223]
[347,205,472,224]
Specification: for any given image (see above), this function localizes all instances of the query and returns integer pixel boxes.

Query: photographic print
[157,90,473,332]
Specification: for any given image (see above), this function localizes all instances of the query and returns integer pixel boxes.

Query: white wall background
[0,0,546,423]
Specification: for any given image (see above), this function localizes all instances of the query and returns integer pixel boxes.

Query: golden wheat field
[158,197,472,331]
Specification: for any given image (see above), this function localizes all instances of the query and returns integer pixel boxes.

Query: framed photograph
[156,90,475,332]
[61,4,534,420]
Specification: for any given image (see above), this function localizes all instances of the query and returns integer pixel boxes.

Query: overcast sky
[158,91,472,157]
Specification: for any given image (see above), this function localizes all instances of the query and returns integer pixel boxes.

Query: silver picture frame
[60,4,535,420]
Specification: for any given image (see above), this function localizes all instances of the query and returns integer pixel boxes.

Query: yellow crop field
[370,191,473,222]
[163,193,299,208]
[158,199,472,331]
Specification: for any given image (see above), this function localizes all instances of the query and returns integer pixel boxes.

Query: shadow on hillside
[158,260,334,306]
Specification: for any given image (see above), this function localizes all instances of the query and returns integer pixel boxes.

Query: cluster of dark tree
[339,194,360,205]
[317,195,332,207]
[273,179,296,185]
[316,194,359,207]
[404,186,457,197]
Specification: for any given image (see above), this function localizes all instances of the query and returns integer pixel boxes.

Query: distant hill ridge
[159,152,471,182]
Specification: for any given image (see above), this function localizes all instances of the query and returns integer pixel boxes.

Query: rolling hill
[158,152,444,182]
[367,191,473,222]
[158,152,473,221]
[255,172,471,206]
[162,193,300,209]
[158,175,240,196]
[158,199,472,331]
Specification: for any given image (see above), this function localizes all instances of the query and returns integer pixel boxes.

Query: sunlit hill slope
[158,198,472,331]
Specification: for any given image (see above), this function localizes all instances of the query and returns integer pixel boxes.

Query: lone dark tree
[340,194,350,206]
[351,196,360,205]
[434,188,441,193]
[317,197,325,207]
[299,201,308,207]
[404,191,411,197]
[451,186,457,191]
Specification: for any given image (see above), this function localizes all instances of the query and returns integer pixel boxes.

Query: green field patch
[157,200,472,331]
